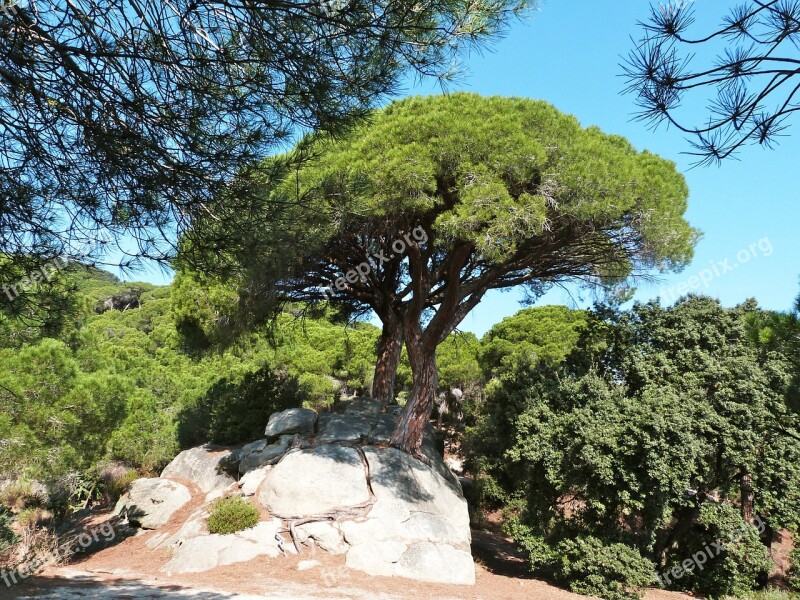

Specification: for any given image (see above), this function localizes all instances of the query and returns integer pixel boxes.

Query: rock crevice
[114,397,474,585]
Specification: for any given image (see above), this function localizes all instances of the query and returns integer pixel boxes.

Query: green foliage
[109,391,180,473]
[437,332,482,390]
[207,497,260,535]
[184,95,697,405]
[737,591,800,600]
[178,364,304,447]
[479,305,589,378]
[789,546,800,592]
[467,296,800,597]
[746,286,800,412]
[432,332,483,425]
[0,264,381,498]
[299,93,697,272]
[171,270,240,349]
[0,339,127,479]
[465,305,589,472]
[554,536,656,600]
[666,503,772,598]
[0,505,17,553]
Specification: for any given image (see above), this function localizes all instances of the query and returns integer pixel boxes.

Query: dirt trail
[0,497,690,600]
[0,526,691,600]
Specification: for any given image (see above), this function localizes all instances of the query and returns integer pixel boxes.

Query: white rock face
[145,400,475,585]
[338,447,473,584]
[240,465,272,496]
[394,542,475,585]
[161,446,236,494]
[362,447,470,538]
[259,446,370,518]
[115,478,191,530]
[295,521,348,554]
[345,540,408,577]
[163,532,281,574]
[148,507,210,550]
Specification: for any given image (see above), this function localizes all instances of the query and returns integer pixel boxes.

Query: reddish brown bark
[372,324,404,405]
[390,335,438,454]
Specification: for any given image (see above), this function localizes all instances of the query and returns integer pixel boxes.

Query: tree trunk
[741,472,753,522]
[372,324,403,405]
[390,337,437,454]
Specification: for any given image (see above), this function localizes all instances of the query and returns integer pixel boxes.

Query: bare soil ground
[0,449,692,600]
[0,508,691,600]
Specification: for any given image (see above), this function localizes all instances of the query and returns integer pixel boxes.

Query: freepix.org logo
[1,0,27,17]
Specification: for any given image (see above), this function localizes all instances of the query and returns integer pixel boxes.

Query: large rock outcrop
[259,445,371,518]
[160,445,236,499]
[119,398,474,585]
[115,478,191,529]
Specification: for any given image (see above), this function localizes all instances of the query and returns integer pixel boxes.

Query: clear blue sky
[125,0,800,338]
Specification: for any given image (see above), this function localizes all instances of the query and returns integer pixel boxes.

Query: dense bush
[554,536,656,600]
[178,364,304,447]
[467,297,800,599]
[665,503,772,598]
[207,497,260,534]
[0,265,382,518]
[478,305,588,378]
[788,546,800,592]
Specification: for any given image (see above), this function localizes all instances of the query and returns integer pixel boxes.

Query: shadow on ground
[470,527,535,579]
[0,574,261,599]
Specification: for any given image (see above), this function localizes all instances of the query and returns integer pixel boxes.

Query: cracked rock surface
[117,398,474,585]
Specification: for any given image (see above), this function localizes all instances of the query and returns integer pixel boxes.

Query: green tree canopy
[479,305,589,378]
[187,92,699,453]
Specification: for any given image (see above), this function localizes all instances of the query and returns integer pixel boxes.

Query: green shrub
[178,364,304,447]
[504,518,556,570]
[789,546,800,592]
[736,590,800,600]
[467,298,799,600]
[297,372,337,411]
[207,497,260,534]
[554,536,656,600]
[0,505,17,553]
[666,503,772,598]
[109,392,179,473]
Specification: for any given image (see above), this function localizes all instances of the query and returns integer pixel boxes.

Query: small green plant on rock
[207,497,260,534]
